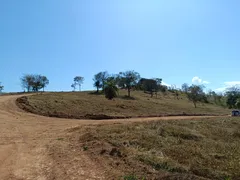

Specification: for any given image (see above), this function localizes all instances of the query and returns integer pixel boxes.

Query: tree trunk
[102,81,105,91]
[128,88,131,97]
[97,87,99,93]
[194,101,197,108]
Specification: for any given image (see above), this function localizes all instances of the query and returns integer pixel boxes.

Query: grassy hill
[16,90,229,119]
[68,117,240,179]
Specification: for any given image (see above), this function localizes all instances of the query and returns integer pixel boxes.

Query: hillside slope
[16,90,229,119]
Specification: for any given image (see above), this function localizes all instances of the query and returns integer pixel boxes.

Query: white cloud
[203,81,210,84]
[162,81,171,87]
[215,81,240,92]
[224,81,240,87]
[192,76,210,85]
[215,87,226,93]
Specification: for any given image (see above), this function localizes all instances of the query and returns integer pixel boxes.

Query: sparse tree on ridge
[31,75,49,92]
[117,70,140,97]
[73,76,84,91]
[93,71,109,92]
[71,83,77,91]
[40,76,49,92]
[93,72,107,93]
[20,74,49,92]
[0,82,4,93]
[21,74,34,92]
[93,80,101,93]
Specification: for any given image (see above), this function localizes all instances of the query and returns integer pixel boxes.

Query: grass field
[16,90,229,119]
[67,117,240,179]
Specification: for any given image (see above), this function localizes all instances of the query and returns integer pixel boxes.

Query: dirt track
[0,95,217,180]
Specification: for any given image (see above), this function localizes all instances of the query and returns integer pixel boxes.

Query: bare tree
[73,76,84,91]
[71,83,77,91]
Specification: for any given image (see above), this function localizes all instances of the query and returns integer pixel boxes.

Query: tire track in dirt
[0,95,107,180]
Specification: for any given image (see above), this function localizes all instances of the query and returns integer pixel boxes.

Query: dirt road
[0,95,217,180]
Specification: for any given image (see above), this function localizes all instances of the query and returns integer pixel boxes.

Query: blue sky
[1,0,239,92]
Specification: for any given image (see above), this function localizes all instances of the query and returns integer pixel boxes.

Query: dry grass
[16,90,229,119]
[71,117,240,179]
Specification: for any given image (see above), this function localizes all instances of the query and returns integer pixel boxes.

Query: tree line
[90,71,208,108]
[1,71,240,109]
[89,70,240,109]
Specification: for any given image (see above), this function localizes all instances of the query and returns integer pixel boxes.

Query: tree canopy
[93,71,109,92]
[93,72,107,93]
[138,78,162,97]
[20,74,49,92]
[104,79,118,100]
[117,71,140,97]
[225,87,240,109]
[73,76,84,91]
[185,84,206,108]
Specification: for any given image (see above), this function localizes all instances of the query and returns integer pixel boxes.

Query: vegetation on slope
[16,90,229,119]
[69,117,240,179]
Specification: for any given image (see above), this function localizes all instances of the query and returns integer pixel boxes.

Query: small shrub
[83,146,88,151]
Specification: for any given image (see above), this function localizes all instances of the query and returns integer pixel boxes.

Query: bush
[104,81,118,100]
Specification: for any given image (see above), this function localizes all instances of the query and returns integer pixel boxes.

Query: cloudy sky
[1,0,239,92]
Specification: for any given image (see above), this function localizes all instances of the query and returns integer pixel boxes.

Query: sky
[0,0,240,92]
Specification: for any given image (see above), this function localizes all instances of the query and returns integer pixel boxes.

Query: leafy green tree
[138,78,161,98]
[40,76,49,92]
[207,90,225,106]
[118,71,140,97]
[93,71,109,91]
[225,87,240,109]
[104,80,118,100]
[0,82,4,93]
[21,74,34,92]
[21,74,49,92]
[32,75,42,92]
[186,85,206,108]
[73,76,84,91]
[93,80,102,93]
[235,98,240,109]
